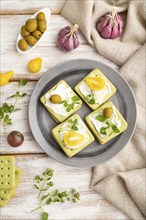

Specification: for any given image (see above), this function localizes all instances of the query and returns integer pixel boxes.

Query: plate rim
[28,59,137,167]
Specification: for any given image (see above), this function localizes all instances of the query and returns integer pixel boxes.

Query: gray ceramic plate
[29,59,136,167]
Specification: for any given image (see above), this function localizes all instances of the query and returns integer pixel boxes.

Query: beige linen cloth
[61,0,146,219]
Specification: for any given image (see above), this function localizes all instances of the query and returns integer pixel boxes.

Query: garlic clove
[57,35,68,48]
[111,22,119,39]
[97,18,108,32]
[63,37,74,52]
[101,24,112,39]
[73,34,79,49]
[58,26,70,36]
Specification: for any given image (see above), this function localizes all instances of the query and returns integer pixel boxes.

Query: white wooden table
[0,1,128,219]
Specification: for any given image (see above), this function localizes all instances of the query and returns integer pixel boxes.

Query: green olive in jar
[38,21,47,33]
[37,12,45,21]
[103,107,113,118]
[18,39,28,51]
[25,35,36,46]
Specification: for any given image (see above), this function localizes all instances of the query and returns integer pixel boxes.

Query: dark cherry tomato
[7,131,24,147]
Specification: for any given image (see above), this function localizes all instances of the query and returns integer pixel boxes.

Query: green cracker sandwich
[85,101,128,144]
[0,156,22,207]
[52,114,94,157]
[0,156,15,190]
[0,167,22,201]
[40,80,82,123]
[0,189,16,207]
[74,68,116,110]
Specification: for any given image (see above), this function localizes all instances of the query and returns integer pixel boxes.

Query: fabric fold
[92,169,146,220]
[61,0,146,219]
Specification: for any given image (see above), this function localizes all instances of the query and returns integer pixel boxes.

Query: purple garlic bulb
[57,24,79,52]
[96,6,123,39]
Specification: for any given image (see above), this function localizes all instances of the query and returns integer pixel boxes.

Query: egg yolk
[85,77,105,90]
[64,131,84,147]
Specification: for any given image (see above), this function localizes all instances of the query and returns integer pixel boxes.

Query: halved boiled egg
[64,131,84,147]
[85,77,105,90]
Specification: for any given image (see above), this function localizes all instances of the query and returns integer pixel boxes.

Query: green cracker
[0,190,16,207]
[0,188,15,201]
[74,68,116,110]
[40,80,82,123]
[0,156,15,190]
[85,101,128,144]
[52,114,95,157]
[0,167,22,200]
[0,167,22,207]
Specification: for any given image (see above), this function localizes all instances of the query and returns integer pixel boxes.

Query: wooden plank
[1,15,119,80]
[0,0,65,15]
[0,82,44,154]
[0,154,128,220]
[0,3,128,220]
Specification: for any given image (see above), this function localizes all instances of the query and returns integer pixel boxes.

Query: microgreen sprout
[0,79,28,132]
[32,168,80,220]
[96,113,120,136]
[85,93,96,105]
[62,96,80,112]
[68,118,79,131]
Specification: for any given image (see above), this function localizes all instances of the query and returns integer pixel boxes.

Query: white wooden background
[0,1,128,220]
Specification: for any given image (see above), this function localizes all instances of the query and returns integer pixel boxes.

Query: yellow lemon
[28,57,42,73]
[0,71,14,86]
[85,77,105,90]
[64,131,84,147]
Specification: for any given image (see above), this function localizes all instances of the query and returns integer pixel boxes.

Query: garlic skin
[96,6,123,39]
[57,24,79,52]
